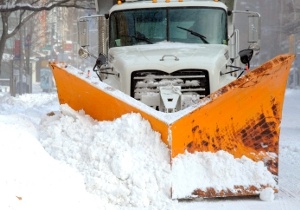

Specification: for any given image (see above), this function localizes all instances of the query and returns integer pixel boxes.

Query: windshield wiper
[134,32,153,44]
[177,26,209,44]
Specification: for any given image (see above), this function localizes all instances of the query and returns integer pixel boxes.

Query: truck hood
[109,42,229,71]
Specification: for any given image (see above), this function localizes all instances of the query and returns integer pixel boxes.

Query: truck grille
[131,69,210,100]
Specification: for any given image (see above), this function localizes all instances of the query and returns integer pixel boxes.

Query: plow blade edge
[50,54,294,199]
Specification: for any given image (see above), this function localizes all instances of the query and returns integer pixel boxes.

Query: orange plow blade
[50,54,294,199]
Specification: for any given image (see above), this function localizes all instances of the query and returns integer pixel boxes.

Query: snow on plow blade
[50,54,294,199]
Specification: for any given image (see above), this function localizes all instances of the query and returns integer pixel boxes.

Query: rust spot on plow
[235,110,279,175]
[271,98,279,117]
[187,141,193,149]
[192,125,199,133]
[192,185,278,198]
[201,140,209,146]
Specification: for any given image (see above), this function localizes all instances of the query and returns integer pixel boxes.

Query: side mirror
[239,49,253,65]
[78,47,103,61]
[233,10,261,51]
[78,19,89,47]
[248,14,261,49]
[78,47,89,59]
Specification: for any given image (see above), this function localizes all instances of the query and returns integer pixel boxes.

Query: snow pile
[39,104,173,208]
[259,187,275,201]
[0,93,58,124]
[172,151,277,199]
[0,115,104,210]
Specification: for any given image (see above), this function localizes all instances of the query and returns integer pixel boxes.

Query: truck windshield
[109,7,227,48]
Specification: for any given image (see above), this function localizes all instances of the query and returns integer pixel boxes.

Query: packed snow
[171,151,277,199]
[0,86,300,210]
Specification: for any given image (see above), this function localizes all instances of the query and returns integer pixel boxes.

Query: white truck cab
[79,0,261,112]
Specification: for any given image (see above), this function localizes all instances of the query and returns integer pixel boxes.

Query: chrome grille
[131,69,210,100]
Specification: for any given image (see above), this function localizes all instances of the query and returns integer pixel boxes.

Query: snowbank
[39,105,173,208]
[172,151,276,199]
[0,115,103,210]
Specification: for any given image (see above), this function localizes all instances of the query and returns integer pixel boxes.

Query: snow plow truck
[50,0,295,199]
